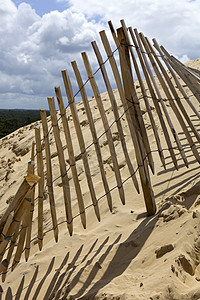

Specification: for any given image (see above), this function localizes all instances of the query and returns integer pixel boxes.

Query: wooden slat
[25,160,36,262]
[153,39,200,144]
[11,200,31,271]
[24,142,36,261]
[0,197,32,262]
[2,149,37,277]
[163,53,200,103]
[71,60,113,211]
[108,22,152,187]
[188,66,200,79]
[110,22,155,175]
[48,97,73,236]
[147,38,200,162]
[171,56,200,90]
[91,40,139,193]
[11,158,35,270]
[54,86,86,228]
[0,175,39,233]
[81,51,126,206]
[31,140,36,161]
[61,70,101,221]
[139,32,188,167]
[40,109,59,242]
[2,222,21,282]
[134,30,183,167]
[158,45,200,120]
[128,26,178,170]
[153,40,200,141]
[0,212,14,243]
[35,126,44,250]
[99,29,147,185]
[116,25,156,215]
[120,20,165,169]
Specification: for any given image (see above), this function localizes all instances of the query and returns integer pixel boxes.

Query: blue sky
[12,0,70,16]
[0,0,200,109]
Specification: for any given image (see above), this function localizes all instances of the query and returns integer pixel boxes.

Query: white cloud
[0,1,103,108]
[66,0,200,58]
[0,0,200,109]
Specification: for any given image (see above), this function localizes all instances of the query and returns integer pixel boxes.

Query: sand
[0,57,200,299]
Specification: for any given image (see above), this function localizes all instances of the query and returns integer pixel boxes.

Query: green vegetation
[0,109,50,139]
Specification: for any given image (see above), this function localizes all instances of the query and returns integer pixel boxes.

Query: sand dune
[0,57,200,299]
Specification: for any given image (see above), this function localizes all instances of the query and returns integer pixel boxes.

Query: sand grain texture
[0,58,200,299]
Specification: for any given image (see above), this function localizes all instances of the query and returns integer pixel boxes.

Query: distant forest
[0,109,50,139]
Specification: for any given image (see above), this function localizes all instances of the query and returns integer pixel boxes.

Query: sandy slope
[0,58,200,299]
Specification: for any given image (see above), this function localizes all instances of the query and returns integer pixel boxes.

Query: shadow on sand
[4,210,161,300]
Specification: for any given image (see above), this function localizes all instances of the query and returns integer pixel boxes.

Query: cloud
[65,0,200,59]
[0,1,102,109]
[0,0,200,109]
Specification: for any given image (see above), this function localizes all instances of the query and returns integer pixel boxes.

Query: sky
[0,0,200,109]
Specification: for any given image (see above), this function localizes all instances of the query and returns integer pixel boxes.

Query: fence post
[117,26,156,216]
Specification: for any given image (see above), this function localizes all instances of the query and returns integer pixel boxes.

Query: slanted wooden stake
[40,109,59,241]
[153,38,200,144]
[25,142,36,262]
[147,38,200,163]
[71,60,113,211]
[128,26,178,170]
[61,70,101,221]
[155,44,200,121]
[1,222,21,282]
[48,97,73,236]
[139,32,188,167]
[2,156,37,279]
[54,86,86,228]
[81,51,126,206]
[120,19,165,169]
[170,56,200,90]
[11,199,32,271]
[35,126,44,250]
[114,24,156,215]
[134,28,182,169]
[109,22,155,175]
[0,212,14,243]
[99,29,147,185]
[91,40,140,193]
[162,51,200,103]
[0,175,39,233]
[0,197,33,262]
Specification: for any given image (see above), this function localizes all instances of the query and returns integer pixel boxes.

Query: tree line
[0,109,50,139]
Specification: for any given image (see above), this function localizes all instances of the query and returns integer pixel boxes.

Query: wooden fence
[0,19,200,283]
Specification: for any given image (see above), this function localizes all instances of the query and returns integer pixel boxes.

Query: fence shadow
[4,241,102,299]
[24,265,39,300]
[70,213,158,299]
[57,235,118,299]
[154,164,200,199]
[3,193,197,299]
[15,275,25,300]
[46,244,83,299]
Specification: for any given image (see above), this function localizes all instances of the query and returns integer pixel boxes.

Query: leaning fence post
[61,70,101,221]
[54,86,86,229]
[117,26,156,215]
[35,126,44,250]
[47,97,73,236]
[25,142,36,262]
[40,109,59,242]
[71,60,113,212]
